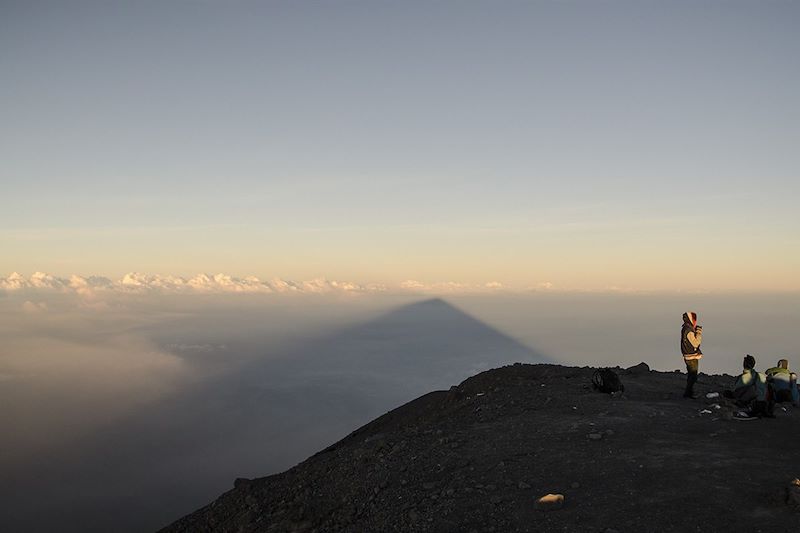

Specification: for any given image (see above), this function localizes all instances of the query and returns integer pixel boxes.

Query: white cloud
[299,278,374,294]
[68,275,113,297]
[400,280,426,291]
[119,272,189,292]
[267,277,299,293]
[29,272,67,290]
[0,272,382,296]
[0,272,534,296]
[1,272,31,290]
[400,280,506,294]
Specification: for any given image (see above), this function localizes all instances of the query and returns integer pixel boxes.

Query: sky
[3,5,798,529]
[2,1,799,291]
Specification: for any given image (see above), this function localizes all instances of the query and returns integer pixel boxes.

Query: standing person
[680,311,703,398]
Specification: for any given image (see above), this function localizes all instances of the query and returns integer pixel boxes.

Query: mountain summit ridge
[161,363,800,532]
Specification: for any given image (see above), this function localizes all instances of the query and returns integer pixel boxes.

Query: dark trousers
[684,359,699,397]
[725,385,756,407]
[775,389,794,403]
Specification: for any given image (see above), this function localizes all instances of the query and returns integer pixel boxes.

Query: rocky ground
[160,363,800,532]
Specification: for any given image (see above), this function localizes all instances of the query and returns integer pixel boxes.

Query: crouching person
[766,359,800,407]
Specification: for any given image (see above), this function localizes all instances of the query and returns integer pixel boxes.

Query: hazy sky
[2,1,798,290]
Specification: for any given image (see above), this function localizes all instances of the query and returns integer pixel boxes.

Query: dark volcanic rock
[624,361,651,375]
[160,363,800,532]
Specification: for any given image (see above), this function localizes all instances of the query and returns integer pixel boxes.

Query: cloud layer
[0,272,536,296]
[1,272,525,296]
[0,272,388,295]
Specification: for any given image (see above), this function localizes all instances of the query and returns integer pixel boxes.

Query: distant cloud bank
[0,272,529,296]
[399,280,509,293]
[0,271,383,295]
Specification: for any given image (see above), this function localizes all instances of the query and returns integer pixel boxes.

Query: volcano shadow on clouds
[249,297,550,394]
[198,297,550,467]
[0,298,549,533]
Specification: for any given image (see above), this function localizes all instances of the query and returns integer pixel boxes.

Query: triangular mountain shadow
[248,297,549,395]
[0,299,550,533]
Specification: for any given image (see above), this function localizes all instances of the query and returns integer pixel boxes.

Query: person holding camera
[680,311,703,398]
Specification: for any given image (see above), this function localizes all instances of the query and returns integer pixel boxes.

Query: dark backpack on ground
[592,368,624,394]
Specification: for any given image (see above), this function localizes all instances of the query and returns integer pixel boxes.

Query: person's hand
[696,325,703,331]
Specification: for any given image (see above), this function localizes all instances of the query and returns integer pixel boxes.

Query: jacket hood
[682,311,697,328]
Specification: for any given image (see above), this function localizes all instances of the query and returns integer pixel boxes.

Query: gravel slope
[160,363,800,532]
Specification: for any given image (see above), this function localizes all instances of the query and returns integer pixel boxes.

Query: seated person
[724,354,773,416]
[794,373,799,407]
[766,359,800,406]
